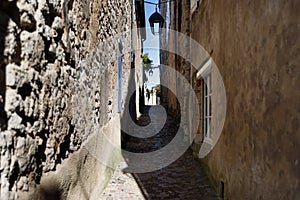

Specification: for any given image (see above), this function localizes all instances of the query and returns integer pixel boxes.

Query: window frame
[196,58,212,144]
[202,74,212,143]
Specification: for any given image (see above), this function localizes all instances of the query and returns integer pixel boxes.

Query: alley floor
[100,106,219,200]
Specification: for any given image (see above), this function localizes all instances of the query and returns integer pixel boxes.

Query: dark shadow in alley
[121,104,219,199]
[122,105,177,153]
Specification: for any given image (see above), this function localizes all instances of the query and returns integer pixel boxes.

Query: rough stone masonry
[0,0,132,199]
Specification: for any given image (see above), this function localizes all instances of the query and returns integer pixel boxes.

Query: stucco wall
[0,0,132,199]
[191,0,300,199]
[160,0,190,120]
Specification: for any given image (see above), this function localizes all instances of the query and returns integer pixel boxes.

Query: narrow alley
[100,106,219,200]
[0,0,299,199]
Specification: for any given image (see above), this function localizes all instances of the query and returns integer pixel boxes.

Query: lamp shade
[149,9,165,35]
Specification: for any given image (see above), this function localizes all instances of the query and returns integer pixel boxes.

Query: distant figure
[146,89,150,103]
[150,89,154,105]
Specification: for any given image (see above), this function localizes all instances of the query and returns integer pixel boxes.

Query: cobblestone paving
[100,159,145,200]
[100,106,219,200]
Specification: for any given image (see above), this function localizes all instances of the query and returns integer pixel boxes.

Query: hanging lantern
[149,69,154,76]
[149,7,165,35]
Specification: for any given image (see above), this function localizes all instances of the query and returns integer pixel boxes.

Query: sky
[143,0,161,89]
[144,0,160,65]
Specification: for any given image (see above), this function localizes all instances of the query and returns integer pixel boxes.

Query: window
[117,39,122,113]
[196,57,212,144]
[202,74,212,143]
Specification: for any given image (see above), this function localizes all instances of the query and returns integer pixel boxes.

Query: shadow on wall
[0,0,19,130]
[39,180,61,200]
[24,148,94,200]
[120,62,137,148]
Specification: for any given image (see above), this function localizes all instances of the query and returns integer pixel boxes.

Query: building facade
[161,0,300,199]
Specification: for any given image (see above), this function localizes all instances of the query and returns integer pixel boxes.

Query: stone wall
[0,0,132,199]
[190,0,300,199]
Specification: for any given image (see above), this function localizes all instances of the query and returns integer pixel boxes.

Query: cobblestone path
[100,106,219,200]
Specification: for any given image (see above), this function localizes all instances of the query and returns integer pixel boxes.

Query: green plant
[142,53,153,71]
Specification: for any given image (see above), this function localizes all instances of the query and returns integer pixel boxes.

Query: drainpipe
[185,0,191,82]
[183,0,191,142]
